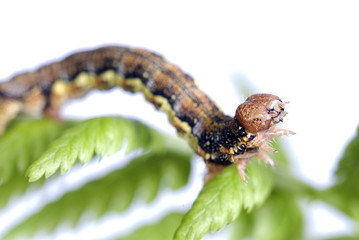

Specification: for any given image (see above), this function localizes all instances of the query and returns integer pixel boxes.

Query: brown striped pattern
[0,46,293,181]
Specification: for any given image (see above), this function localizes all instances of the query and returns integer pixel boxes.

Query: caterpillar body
[0,46,294,182]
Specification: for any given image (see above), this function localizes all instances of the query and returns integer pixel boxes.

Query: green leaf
[0,119,75,207]
[252,191,303,240]
[26,117,165,182]
[0,118,68,183]
[230,191,303,240]
[0,171,40,208]
[321,237,359,240]
[228,211,254,240]
[273,168,317,199]
[321,126,359,220]
[117,213,183,240]
[174,159,273,240]
[3,148,192,239]
[334,126,359,191]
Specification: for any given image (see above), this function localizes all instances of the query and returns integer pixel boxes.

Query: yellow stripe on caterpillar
[0,45,294,182]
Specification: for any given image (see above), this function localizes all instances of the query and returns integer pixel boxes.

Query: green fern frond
[320,237,359,240]
[26,117,165,182]
[117,213,183,240]
[0,171,38,208]
[0,119,73,184]
[322,126,359,220]
[3,148,191,239]
[174,159,273,240]
[255,191,303,240]
[230,190,303,240]
[334,126,359,190]
[227,136,308,240]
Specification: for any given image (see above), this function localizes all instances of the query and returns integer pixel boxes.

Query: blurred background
[0,1,358,239]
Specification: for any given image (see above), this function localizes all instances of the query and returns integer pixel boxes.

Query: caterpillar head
[235,93,288,133]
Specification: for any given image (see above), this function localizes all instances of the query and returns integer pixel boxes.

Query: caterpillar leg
[236,127,295,181]
[248,126,295,150]
[0,87,48,134]
[205,156,251,183]
[0,99,22,134]
[204,162,227,183]
[235,158,250,183]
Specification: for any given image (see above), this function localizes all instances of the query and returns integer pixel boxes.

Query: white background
[0,0,358,239]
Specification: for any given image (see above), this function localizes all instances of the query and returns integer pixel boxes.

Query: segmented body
[0,46,248,163]
[0,46,294,181]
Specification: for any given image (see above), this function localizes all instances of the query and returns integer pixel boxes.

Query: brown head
[235,93,288,133]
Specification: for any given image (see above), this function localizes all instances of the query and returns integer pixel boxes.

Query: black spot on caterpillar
[0,45,294,182]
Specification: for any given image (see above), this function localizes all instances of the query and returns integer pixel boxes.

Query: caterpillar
[0,46,294,182]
